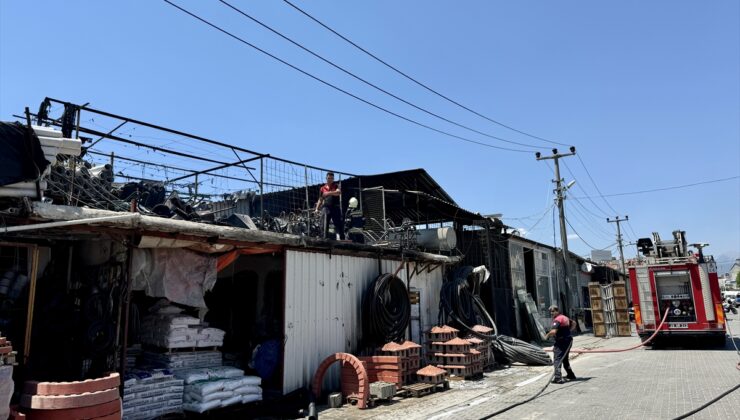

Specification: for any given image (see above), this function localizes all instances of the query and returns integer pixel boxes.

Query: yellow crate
[591,298,603,311]
[616,324,632,337]
[593,323,606,337]
[615,297,629,310]
[613,284,627,298]
[615,310,630,323]
[591,311,605,323]
[588,283,602,299]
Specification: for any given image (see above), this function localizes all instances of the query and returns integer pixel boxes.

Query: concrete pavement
[317,314,740,419]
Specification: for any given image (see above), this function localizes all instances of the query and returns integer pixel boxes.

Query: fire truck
[628,230,726,345]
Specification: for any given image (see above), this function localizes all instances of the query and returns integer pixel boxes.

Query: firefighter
[544,305,577,384]
[314,172,345,240]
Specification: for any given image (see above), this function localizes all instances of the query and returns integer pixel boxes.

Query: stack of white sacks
[141,312,225,349]
[122,368,184,420]
[176,366,262,413]
[140,350,222,372]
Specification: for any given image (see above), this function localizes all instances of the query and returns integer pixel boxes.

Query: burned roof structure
[1,97,483,259]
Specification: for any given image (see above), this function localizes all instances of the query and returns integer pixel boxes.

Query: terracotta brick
[358,356,399,364]
[25,400,121,420]
[24,374,120,396]
[20,389,119,410]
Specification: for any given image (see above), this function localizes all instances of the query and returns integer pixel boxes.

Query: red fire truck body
[628,231,725,345]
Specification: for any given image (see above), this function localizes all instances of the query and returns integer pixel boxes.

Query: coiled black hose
[362,273,411,345]
[440,266,551,366]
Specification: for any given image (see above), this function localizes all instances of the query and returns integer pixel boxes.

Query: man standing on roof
[315,172,345,240]
[544,304,576,384]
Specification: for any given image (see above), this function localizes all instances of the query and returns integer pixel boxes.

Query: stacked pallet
[122,369,184,419]
[18,373,121,420]
[613,281,631,337]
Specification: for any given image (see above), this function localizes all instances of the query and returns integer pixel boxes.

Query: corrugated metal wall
[282,250,443,394]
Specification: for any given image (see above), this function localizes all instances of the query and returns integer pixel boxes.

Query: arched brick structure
[312,352,369,409]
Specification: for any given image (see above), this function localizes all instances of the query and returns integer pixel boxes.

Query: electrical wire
[572,175,740,198]
[521,203,555,237]
[281,0,572,148]
[562,160,610,218]
[575,154,620,214]
[162,0,531,153]
[564,216,612,251]
[565,199,617,242]
[218,0,546,151]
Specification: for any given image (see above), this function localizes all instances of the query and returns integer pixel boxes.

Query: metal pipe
[23,245,40,364]
[3,213,139,233]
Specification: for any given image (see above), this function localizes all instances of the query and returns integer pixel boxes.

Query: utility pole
[536,147,576,314]
[607,216,628,276]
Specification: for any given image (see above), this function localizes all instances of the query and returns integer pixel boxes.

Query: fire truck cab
[629,230,726,346]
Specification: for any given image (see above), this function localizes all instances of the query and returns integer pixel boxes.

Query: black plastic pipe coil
[362,273,411,345]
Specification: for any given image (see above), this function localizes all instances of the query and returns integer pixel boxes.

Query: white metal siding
[283,250,443,394]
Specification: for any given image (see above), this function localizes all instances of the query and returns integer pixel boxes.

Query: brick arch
[312,352,369,409]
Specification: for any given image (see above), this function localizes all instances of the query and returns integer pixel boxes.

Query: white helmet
[348,197,359,209]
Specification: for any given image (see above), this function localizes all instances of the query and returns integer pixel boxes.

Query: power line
[162,0,531,153]
[281,0,572,148]
[576,154,620,214]
[566,199,617,242]
[572,176,740,198]
[521,203,555,236]
[565,217,612,251]
[218,0,545,150]
[562,160,610,217]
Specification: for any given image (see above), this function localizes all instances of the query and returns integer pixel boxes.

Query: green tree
[736,271,740,288]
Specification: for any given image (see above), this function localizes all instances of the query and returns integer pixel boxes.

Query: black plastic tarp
[0,122,49,186]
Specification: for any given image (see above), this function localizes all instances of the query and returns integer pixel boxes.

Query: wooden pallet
[144,345,221,354]
[400,380,449,398]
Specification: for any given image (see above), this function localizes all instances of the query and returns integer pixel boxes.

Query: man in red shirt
[314,172,345,240]
[544,305,576,383]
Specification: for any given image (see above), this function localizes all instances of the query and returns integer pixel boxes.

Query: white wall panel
[283,250,443,394]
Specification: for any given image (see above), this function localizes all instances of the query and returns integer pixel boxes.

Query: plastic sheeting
[0,122,49,186]
[131,248,217,308]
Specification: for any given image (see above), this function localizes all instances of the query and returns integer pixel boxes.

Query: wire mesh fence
[19,99,480,245]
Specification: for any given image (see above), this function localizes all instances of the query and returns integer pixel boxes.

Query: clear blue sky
[1,1,738,270]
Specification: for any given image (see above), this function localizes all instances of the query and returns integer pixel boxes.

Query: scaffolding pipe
[3,213,139,233]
